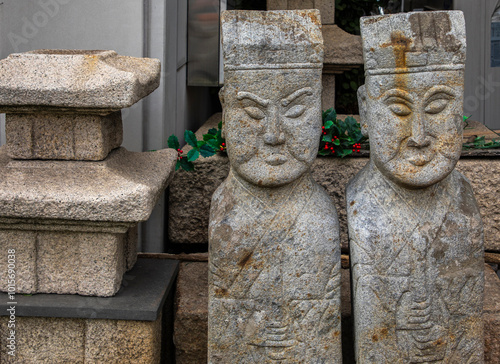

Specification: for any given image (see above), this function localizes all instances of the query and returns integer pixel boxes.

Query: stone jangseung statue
[347,11,484,363]
[208,10,342,363]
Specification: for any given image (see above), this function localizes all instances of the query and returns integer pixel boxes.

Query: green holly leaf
[187,149,200,162]
[207,127,217,136]
[207,139,220,149]
[175,160,181,171]
[324,119,334,129]
[200,144,216,157]
[179,158,194,171]
[184,130,198,148]
[168,134,179,150]
[323,108,337,122]
[203,133,216,141]
[333,139,340,146]
[318,149,331,156]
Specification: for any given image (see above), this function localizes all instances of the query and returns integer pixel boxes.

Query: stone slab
[0,50,160,112]
[5,112,122,161]
[168,116,500,252]
[0,146,177,223]
[0,315,162,363]
[0,258,179,320]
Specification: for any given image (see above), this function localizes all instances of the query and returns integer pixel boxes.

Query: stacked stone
[0,50,178,362]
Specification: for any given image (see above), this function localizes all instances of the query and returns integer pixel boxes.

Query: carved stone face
[222,69,322,187]
[360,70,464,189]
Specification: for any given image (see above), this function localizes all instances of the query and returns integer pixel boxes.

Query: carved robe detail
[208,172,342,363]
[347,164,484,364]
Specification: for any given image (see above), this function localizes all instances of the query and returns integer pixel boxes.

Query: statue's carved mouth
[408,154,434,166]
[265,154,287,166]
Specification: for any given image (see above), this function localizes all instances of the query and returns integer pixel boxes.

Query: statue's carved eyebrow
[382,89,414,104]
[282,87,313,106]
[423,85,455,101]
[237,92,270,107]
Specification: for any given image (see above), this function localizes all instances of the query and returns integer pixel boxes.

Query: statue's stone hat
[360,11,466,75]
[221,10,324,70]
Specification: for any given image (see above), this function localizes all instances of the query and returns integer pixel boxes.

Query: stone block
[5,112,122,161]
[0,316,162,363]
[85,316,162,363]
[484,264,500,363]
[0,229,127,296]
[0,50,160,112]
[0,317,85,363]
[0,230,37,293]
[288,0,314,10]
[322,73,335,111]
[174,262,209,364]
[457,160,500,252]
[125,224,139,270]
[323,25,363,68]
[267,0,334,24]
[267,0,288,10]
[0,146,177,223]
[314,0,334,24]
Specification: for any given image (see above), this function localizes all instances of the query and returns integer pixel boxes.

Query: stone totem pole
[347,11,484,363]
[208,10,342,363]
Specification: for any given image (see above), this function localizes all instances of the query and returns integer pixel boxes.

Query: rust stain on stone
[215,288,228,297]
[238,251,253,268]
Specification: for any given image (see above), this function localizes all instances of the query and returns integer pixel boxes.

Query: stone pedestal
[0,258,179,363]
[0,50,176,297]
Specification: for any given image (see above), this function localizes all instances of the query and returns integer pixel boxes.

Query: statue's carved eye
[284,105,306,118]
[243,106,265,120]
[387,102,411,116]
[425,94,452,114]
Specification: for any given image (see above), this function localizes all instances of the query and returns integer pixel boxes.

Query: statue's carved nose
[407,135,431,148]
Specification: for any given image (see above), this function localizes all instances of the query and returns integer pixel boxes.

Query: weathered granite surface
[5,111,123,160]
[174,262,209,364]
[0,50,160,112]
[0,146,176,223]
[208,10,341,363]
[484,264,500,362]
[267,0,335,24]
[0,229,127,296]
[168,115,500,252]
[347,11,484,363]
[0,315,162,363]
[174,260,500,364]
